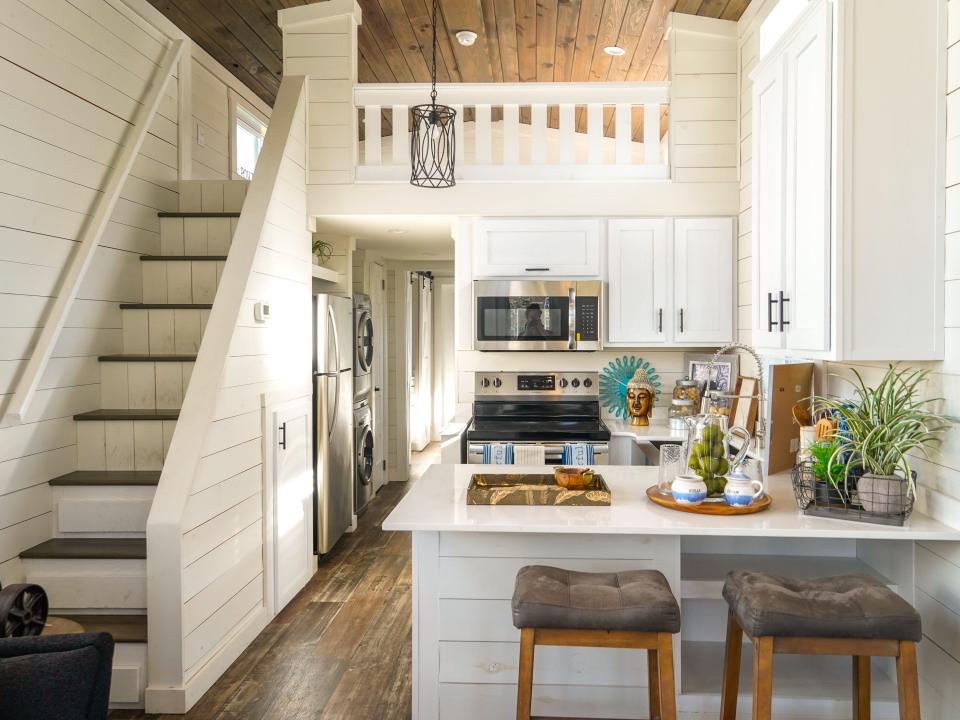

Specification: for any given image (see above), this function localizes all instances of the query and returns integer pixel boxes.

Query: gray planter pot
[856,473,911,515]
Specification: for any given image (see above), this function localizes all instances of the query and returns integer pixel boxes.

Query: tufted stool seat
[720,571,922,720]
[511,565,680,720]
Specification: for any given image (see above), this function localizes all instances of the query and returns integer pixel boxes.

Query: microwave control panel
[575,297,599,341]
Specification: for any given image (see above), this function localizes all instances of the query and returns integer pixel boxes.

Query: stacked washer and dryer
[353,294,376,514]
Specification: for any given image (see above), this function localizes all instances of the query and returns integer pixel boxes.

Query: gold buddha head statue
[626,369,658,426]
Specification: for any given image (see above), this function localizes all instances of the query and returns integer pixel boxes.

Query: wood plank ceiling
[150,0,751,135]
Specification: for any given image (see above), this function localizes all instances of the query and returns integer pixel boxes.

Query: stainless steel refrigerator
[313,294,354,554]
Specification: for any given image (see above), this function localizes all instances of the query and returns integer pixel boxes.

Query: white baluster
[615,103,631,165]
[453,104,464,167]
[365,105,380,166]
[392,104,408,165]
[503,104,519,165]
[531,104,547,164]
[559,103,575,164]
[587,103,603,164]
[475,104,491,165]
[644,103,661,165]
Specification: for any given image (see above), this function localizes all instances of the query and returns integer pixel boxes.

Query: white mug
[672,474,708,506]
[723,472,764,507]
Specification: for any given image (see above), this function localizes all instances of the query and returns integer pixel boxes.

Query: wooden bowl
[554,466,594,489]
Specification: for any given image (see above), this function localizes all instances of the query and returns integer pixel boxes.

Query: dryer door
[355,309,373,374]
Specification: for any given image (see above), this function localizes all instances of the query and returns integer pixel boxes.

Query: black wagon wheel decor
[0,583,49,637]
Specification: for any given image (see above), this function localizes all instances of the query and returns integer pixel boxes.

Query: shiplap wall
[737,1,959,716]
[178,91,310,684]
[0,0,181,586]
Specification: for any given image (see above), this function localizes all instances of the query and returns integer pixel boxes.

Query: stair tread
[21,538,146,560]
[119,303,212,309]
[50,471,161,487]
[74,409,179,421]
[98,354,197,362]
[57,614,147,643]
[140,255,228,261]
[158,212,240,218]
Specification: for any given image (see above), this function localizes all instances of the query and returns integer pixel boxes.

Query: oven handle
[568,286,576,350]
[468,443,609,457]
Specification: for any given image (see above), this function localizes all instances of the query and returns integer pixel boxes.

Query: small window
[234,106,266,180]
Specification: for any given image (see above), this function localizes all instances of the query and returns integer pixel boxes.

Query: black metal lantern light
[410,0,456,188]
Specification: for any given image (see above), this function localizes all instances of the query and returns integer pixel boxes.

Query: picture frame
[730,376,759,436]
[684,353,740,401]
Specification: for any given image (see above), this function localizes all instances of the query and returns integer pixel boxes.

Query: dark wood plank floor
[111,481,412,720]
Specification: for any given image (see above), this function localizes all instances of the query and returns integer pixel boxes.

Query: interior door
[607,219,668,344]
[673,218,735,344]
[273,399,313,611]
[752,57,787,349]
[783,1,831,352]
[370,262,387,490]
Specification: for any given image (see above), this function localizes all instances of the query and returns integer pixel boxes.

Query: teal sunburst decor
[599,356,661,419]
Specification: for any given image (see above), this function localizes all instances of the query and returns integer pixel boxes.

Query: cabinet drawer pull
[524,267,550,272]
[778,291,790,331]
[767,292,779,332]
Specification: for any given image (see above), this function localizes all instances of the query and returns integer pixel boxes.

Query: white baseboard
[144,605,270,714]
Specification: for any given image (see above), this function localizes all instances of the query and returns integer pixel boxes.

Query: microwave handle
[568,286,576,350]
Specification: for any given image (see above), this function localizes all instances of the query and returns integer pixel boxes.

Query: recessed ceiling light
[387,228,406,235]
[604,45,626,57]
[455,30,478,46]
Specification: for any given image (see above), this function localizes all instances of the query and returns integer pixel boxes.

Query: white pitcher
[722,469,764,507]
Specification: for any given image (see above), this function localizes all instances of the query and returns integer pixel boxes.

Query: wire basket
[792,461,915,526]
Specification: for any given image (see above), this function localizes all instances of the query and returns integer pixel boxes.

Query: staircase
[17,180,247,708]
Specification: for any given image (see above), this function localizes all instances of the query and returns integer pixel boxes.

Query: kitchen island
[383,464,960,720]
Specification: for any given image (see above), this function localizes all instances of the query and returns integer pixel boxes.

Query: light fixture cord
[430,0,438,105]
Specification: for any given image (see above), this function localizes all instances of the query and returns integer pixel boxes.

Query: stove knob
[583,378,593,388]
[480,378,491,388]
[558,378,569,388]
[493,378,503,388]
[571,378,581,388]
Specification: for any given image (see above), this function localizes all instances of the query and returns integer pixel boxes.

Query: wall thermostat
[254,301,271,323]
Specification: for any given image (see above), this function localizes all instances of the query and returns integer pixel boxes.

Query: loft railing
[354,82,670,182]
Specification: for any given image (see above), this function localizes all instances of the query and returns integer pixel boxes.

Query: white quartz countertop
[382,464,960,540]
[605,418,687,442]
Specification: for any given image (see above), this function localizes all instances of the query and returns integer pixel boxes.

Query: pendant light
[410,0,456,188]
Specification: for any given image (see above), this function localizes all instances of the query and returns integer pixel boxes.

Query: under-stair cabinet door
[472,218,601,277]
[607,219,668,344]
[673,218,735,344]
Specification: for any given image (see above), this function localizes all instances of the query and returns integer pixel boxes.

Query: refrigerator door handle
[327,304,341,438]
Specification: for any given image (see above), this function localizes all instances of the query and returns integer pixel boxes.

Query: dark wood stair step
[140,255,228,262]
[119,303,212,310]
[158,212,240,218]
[50,471,161,487]
[58,614,147,642]
[74,409,179,421]
[98,354,197,363]
[20,538,146,560]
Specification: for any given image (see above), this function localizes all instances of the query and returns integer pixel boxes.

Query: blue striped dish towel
[481,443,514,464]
[562,443,594,466]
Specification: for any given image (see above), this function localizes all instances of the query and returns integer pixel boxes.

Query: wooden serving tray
[645,485,772,515]
[468,473,611,506]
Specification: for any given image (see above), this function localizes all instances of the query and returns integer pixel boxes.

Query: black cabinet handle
[778,291,790,331]
[524,267,550,272]
[657,308,663,333]
[375,386,381,391]
[767,292,779,332]
[679,308,684,333]
[278,422,287,449]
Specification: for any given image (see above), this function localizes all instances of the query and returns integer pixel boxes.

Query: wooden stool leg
[516,628,535,720]
[751,636,773,720]
[854,655,871,720]
[720,611,743,720]
[648,648,661,720]
[656,633,677,720]
[895,641,920,720]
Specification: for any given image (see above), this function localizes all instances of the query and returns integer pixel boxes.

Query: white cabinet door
[783,1,831,352]
[473,218,601,277]
[673,218,734,344]
[607,219,668,344]
[752,58,787,350]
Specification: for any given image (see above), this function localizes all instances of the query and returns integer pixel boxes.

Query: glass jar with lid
[669,398,697,429]
[673,377,700,405]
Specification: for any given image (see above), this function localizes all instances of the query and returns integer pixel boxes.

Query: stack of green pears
[687,423,730,495]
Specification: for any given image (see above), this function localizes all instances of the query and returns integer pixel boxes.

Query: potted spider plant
[813,365,957,515]
[312,237,333,266]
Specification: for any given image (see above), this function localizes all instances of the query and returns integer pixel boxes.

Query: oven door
[466,441,609,465]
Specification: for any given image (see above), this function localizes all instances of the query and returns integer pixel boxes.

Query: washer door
[356,310,373,374]
[356,424,374,486]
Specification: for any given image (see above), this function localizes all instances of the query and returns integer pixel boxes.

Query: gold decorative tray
[467,473,611,506]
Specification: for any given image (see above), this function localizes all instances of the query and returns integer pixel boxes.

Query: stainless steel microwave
[474,280,602,351]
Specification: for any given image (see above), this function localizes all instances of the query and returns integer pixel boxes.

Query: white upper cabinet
[674,218,735,344]
[751,0,943,360]
[607,219,668,344]
[473,218,601,278]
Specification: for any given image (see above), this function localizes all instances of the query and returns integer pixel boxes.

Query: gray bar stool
[720,571,922,720]
[511,565,681,720]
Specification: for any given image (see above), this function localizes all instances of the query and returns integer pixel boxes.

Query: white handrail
[1,38,185,425]
[145,75,307,706]
[354,81,670,106]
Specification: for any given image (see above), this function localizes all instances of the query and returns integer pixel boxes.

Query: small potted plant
[813,365,957,515]
[807,438,848,505]
[312,237,333,266]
